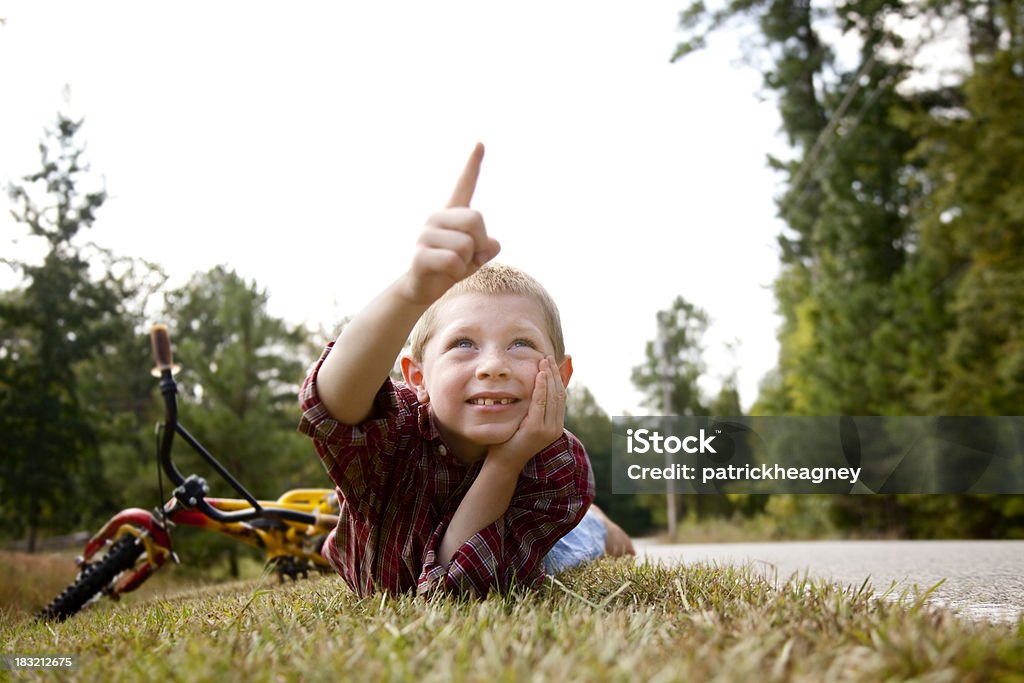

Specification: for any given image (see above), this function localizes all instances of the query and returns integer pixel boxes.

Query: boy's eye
[449,338,474,349]
[511,339,537,350]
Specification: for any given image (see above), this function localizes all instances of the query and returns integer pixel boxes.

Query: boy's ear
[558,355,573,389]
[400,355,430,403]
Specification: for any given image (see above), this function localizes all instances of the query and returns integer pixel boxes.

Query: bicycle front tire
[37,536,144,621]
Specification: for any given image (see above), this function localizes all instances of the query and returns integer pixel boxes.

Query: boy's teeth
[471,398,513,405]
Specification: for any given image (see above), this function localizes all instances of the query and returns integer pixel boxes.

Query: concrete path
[634,539,1024,623]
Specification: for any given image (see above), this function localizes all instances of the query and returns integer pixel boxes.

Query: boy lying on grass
[299,144,633,597]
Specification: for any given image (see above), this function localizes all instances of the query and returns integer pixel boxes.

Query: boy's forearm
[317,277,428,425]
[437,456,523,568]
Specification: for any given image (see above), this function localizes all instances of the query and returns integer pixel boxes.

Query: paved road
[634,539,1024,623]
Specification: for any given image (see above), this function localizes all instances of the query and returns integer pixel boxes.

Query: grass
[0,550,266,619]
[1,556,1022,682]
[0,551,82,616]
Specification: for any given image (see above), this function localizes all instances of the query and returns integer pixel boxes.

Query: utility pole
[656,313,676,539]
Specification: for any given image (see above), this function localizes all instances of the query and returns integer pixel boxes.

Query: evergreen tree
[630,296,710,416]
[0,114,123,549]
[898,39,1024,416]
[674,0,1024,537]
[630,296,714,529]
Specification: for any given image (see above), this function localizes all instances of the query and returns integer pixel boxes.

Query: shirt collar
[417,401,479,468]
[416,399,439,441]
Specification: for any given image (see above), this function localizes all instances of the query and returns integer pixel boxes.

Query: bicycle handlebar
[151,324,175,371]
[150,325,186,488]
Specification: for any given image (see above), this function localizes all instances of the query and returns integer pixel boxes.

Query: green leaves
[0,113,121,547]
[631,295,710,417]
[675,1,1024,532]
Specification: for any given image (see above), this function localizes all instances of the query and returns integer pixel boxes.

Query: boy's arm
[437,356,566,566]
[419,429,593,598]
[315,144,500,425]
[315,283,430,425]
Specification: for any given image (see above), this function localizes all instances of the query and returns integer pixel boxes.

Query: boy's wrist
[484,441,541,476]
[383,274,438,317]
[482,448,531,478]
[397,269,468,312]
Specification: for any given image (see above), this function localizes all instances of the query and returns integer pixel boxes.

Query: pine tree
[0,114,119,549]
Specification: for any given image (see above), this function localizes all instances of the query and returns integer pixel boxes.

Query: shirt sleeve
[297,343,415,525]
[415,431,596,598]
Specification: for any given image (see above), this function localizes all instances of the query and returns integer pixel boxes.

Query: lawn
[2,554,1022,682]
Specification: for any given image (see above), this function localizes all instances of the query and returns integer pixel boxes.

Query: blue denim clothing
[542,507,606,575]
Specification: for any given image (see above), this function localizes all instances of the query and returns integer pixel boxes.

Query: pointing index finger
[446,142,484,208]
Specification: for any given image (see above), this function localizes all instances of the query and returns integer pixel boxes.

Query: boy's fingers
[446,143,484,209]
[548,356,566,424]
[417,247,473,279]
[474,237,501,266]
[531,362,549,421]
[418,225,477,264]
[426,208,488,250]
[550,356,565,393]
[537,358,563,428]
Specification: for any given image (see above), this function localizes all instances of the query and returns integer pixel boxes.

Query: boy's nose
[475,351,510,379]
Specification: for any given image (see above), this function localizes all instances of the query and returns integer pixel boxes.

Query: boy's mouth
[467,397,519,406]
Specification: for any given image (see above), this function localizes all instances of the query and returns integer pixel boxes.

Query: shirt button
[438,445,447,456]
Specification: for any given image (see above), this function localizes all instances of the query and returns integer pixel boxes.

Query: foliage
[0,115,326,570]
[709,376,742,416]
[894,46,1024,416]
[629,297,757,527]
[675,0,1024,537]
[0,114,162,548]
[630,295,710,416]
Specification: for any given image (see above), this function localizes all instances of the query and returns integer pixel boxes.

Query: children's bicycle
[37,325,339,621]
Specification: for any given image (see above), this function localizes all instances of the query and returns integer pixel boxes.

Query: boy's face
[401,292,572,463]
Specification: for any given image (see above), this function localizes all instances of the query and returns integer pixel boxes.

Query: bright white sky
[0,1,788,416]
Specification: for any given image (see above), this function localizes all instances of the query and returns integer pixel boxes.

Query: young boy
[298,144,632,598]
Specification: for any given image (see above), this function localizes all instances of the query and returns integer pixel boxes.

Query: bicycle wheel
[37,536,144,621]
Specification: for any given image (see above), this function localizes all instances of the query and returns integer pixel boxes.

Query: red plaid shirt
[298,345,594,598]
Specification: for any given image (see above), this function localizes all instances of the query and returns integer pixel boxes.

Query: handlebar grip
[150,324,175,372]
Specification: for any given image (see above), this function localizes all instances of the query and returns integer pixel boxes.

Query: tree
[630,296,714,530]
[77,255,168,519]
[896,42,1024,416]
[674,0,1024,536]
[676,0,1022,415]
[709,378,742,417]
[631,296,710,416]
[0,113,129,549]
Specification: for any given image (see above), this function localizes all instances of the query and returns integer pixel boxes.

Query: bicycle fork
[79,507,173,596]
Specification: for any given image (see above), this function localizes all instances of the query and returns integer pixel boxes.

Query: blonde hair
[409,263,565,362]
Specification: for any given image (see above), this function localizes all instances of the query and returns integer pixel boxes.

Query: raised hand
[404,143,501,306]
[488,355,567,470]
